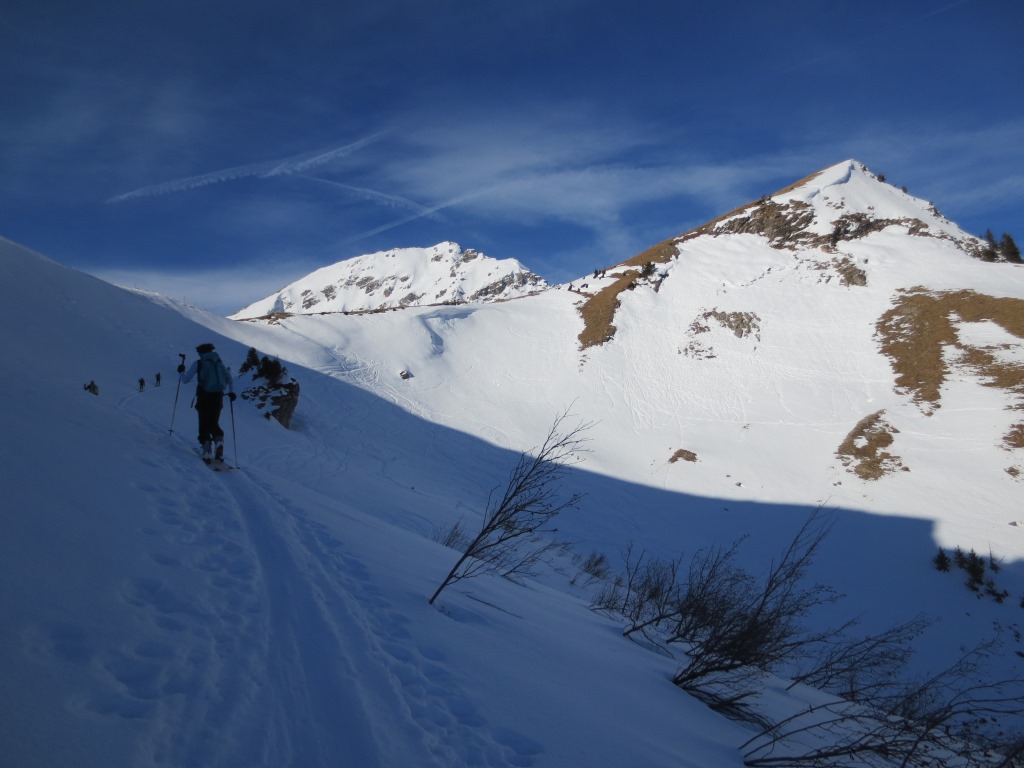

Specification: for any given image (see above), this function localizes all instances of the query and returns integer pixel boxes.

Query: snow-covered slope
[228,161,1024,551]
[0,236,750,768]
[4,158,1024,767]
[214,160,1024,682]
[231,241,547,318]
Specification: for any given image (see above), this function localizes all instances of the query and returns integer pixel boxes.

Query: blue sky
[2,0,1022,314]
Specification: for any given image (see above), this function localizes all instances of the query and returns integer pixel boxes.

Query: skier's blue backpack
[198,352,229,393]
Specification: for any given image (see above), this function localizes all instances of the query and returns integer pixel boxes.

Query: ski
[194,448,234,471]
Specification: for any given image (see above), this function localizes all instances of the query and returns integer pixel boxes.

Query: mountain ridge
[231,241,547,319]
[576,159,1000,349]
[220,158,1024,530]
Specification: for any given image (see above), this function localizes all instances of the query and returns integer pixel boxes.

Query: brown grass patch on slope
[1005,424,1024,450]
[577,270,640,349]
[700,310,761,339]
[669,449,699,463]
[831,256,868,286]
[669,166,826,248]
[837,410,906,480]
[876,288,1024,412]
[621,238,683,270]
[578,237,679,349]
[576,165,849,350]
[692,199,817,249]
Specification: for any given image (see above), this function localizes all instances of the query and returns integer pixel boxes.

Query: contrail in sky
[300,175,445,221]
[107,132,388,203]
[343,186,501,244]
[917,0,974,21]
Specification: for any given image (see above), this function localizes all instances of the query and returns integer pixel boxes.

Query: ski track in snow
[239,476,542,768]
[42,434,280,767]
[219,471,385,766]
[319,347,435,423]
[88,394,539,767]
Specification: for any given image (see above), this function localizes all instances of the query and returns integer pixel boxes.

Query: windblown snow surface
[3,161,1024,767]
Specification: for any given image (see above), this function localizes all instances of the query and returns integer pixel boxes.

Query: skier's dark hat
[196,343,215,354]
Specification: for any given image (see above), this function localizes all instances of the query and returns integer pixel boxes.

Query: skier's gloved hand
[228,392,237,402]
[177,364,186,373]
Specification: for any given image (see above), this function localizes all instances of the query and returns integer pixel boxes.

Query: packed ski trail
[132,398,557,768]
[110,392,394,766]
[208,469,383,766]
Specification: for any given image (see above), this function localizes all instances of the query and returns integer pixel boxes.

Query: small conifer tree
[953,546,966,569]
[999,233,1022,263]
[933,547,951,572]
[981,229,999,261]
[239,347,261,374]
[989,548,1002,573]
[257,356,286,385]
[964,549,986,587]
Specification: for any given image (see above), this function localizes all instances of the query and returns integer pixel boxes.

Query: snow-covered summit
[684,159,976,254]
[571,159,1003,353]
[231,242,547,319]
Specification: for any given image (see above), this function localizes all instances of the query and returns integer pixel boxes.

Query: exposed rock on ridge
[576,160,999,350]
[232,242,547,319]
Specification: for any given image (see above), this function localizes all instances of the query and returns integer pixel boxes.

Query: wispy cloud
[378,107,1024,245]
[344,111,803,250]
[107,132,389,203]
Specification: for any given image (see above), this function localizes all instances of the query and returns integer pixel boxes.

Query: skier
[138,377,145,392]
[177,343,236,463]
[83,380,99,395]
[155,372,161,387]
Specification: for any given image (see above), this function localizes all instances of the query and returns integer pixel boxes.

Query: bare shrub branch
[788,616,932,701]
[617,544,685,640]
[743,642,1024,767]
[670,509,840,694]
[428,410,591,605]
[431,517,470,550]
[571,549,612,587]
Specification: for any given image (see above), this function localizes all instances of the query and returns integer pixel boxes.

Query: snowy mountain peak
[688,158,971,253]
[231,242,547,319]
[574,159,1004,351]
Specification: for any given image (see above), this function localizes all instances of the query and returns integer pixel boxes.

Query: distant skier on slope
[178,343,236,463]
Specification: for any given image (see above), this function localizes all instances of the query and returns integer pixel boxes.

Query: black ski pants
[195,389,225,444]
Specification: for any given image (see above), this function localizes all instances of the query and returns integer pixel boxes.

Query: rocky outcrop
[237,348,301,428]
[241,379,300,429]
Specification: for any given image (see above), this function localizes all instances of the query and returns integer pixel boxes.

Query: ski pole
[169,353,186,435]
[229,394,239,468]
